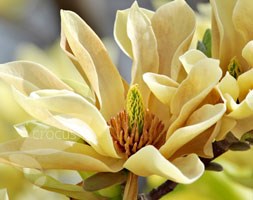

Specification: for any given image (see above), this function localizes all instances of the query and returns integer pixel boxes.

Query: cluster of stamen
[108,109,166,158]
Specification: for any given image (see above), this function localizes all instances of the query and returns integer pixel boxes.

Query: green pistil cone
[228,57,241,79]
[126,84,145,134]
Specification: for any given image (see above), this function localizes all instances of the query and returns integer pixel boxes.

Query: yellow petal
[0,138,124,172]
[161,104,225,158]
[242,41,253,67]
[60,10,125,120]
[12,89,119,158]
[151,0,196,80]
[143,72,178,105]
[216,116,237,141]
[0,61,71,95]
[127,2,159,105]
[114,5,154,58]
[232,115,253,139]
[123,146,204,184]
[228,91,253,119]
[179,49,207,74]
[218,72,239,101]
[237,68,253,101]
[210,0,246,72]
[168,59,222,136]
[233,0,253,44]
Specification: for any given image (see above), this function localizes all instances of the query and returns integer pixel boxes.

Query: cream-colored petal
[114,6,154,58]
[168,59,222,136]
[216,116,237,141]
[151,0,196,80]
[210,0,246,72]
[143,72,178,106]
[237,68,253,101]
[12,89,119,158]
[218,72,239,101]
[160,104,225,158]
[242,41,253,67]
[127,2,159,105]
[231,115,253,139]
[179,49,207,74]
[228,90,253,119]
[0,138,124,172]
[61,10,125,120]
[0,61,71,95]
[233,0,253,44]
[170,123,219,159]
[124,146,204,184]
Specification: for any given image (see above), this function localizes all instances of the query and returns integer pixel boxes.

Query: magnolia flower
[210,0,253,139]
[0,0,226,199]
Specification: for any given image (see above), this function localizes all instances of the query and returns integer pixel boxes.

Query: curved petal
[228,90,253,119]
[179,49,207,74]
[0,61,72,95]
[127,2,159,105]
[12,88,119,158]
[210,0,246,72]
[232,115,253,139]
[160,104,226,158]
[242,40,253,67]
[233,0,253,44]
[143,72,178,106]
[218,72,239,101]
[168,59,222,136]
[237,68,253,101]
[123,146,204,184]
[61,10,125,120]
[151,0,196,80]
[0,138,124,172]
[0,189,8,200]
[114,6,154,58]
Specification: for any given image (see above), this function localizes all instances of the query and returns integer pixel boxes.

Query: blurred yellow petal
[179,49,207,74]
[12,89,119,158]
[60,10,125,120]
[151,0,196,80]
[0,138,123,172]
[143,72,178,105]
[0,61,71,95]
[127,2,159,105]
[242,40,253,67]
[161,104,225,158]
[0,189,9,200]
[123,146,204,184]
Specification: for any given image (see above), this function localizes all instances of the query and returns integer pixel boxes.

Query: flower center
[108,84,166,158]
[108,110,166,158]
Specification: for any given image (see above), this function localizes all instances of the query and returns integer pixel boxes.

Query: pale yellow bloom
[0,1,219,198]
[211,0,253,138]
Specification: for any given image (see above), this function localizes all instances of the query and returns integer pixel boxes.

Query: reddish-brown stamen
[109,110,166,158]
